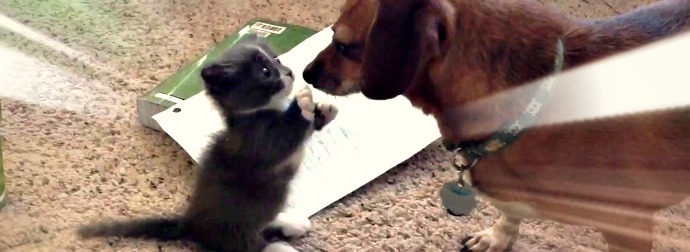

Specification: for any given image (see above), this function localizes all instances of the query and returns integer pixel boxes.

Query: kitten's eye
[262,67,270,77]
[274,57,281,64]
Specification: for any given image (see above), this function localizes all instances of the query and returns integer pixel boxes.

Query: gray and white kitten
[77,33,338,252]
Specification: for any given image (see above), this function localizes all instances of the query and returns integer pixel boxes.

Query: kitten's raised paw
[267,212,312,239]
[314,103,338,130]
[296,86,316,121]
[262,242,299,252]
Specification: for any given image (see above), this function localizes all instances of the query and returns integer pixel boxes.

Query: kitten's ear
[240,32,261,44]
[201,63,225,82]
[241,34,277,58]
[201,62,239,83]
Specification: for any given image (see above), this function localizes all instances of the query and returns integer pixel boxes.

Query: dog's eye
[333,40,348,54]
[332,39,363,62]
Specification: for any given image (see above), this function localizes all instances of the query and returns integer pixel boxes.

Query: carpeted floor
[1,0,689,251]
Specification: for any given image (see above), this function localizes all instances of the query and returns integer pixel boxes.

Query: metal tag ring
[451,148,478,171]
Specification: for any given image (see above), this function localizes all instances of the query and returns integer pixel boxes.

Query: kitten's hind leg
[262,242,299,252]
[262,212,312,241]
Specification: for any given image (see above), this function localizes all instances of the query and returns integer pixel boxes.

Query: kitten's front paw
[296,86,316,122]
[268,212,312,239]
[314,103,338,129]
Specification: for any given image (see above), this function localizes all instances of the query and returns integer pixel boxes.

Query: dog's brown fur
[303,0,690,251]
[302,0,378,95]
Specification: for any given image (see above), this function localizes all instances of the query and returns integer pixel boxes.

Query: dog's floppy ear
[360,0,455,100]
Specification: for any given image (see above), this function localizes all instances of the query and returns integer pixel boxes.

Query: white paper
[152,27,441,218]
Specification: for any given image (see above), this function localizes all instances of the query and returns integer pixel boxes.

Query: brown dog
[303,0,690,251]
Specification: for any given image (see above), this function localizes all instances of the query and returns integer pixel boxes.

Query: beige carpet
[1,0,689,251]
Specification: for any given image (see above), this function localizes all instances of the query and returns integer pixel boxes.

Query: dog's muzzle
[302,61,322,86]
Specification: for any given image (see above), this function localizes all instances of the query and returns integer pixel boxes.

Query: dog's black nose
[302,61,323,85]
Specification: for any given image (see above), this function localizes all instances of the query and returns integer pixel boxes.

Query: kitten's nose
[287,70,294,79]
[200,64,223,81]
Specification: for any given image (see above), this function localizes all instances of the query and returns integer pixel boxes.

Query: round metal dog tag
[440,181,477,216]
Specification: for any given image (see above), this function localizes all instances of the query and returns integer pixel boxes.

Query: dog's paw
[267,212,312,239]
[459,228,515,252]
[262,242,299,252]
[314,102,338,129]
[296,86,316,121]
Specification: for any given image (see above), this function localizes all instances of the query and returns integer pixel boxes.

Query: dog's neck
[405,0,689,146]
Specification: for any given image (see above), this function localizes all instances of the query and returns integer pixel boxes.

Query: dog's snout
[303,61,323,85]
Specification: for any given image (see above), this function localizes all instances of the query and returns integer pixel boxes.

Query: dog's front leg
[460,213,521,252]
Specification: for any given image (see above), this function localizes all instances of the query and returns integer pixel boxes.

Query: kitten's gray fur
[77,33,337,252]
